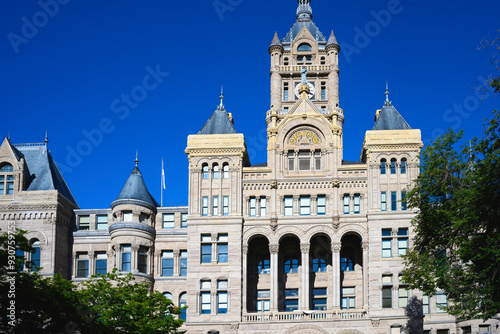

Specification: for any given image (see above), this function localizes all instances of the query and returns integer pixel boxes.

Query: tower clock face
[295,82,315,99]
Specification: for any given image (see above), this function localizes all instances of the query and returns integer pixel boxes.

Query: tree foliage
[0,229,184,334]
[401,110,500,320]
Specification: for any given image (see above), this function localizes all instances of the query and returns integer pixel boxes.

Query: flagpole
[161,158,164,207]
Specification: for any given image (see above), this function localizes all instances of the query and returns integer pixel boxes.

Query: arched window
[0,163,14,195]
[256,249,270,274]
[30,239,41,271]
[312,248,328,272]
[283,248,300,273]
[340,246,355,272]
[163,292,173,302]
[297,43,312,52]
[320,56,326,65]
[284,57,289,66]
[390,158,397,174]
[380,159,387,175]
[400,158,407,174]
[179,293,187,321]
[202,163,209,179]
[212,164,219,179]
[222,163,229,179]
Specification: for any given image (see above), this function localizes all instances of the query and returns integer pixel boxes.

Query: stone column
[155,250,162,275]
[148,247,153,275]
[269,244,279,311]
[114,245,121,270]
[107,248,114,273]
[173,249,180,276]
[88,251,95,277]
[293,195,300,216]
[311,195,317,216]
[362,242,369,310]
[331,242,342,309]
[256,196,261,218]
[211,233,218,264]
[301,243,311,310]
[350,194,354,214]
[242,245,248,314]
[131,244,139,272]
[72,253,77,278]
[243,196,249,217]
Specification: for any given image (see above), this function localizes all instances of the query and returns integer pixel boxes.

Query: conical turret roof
[372,86,412,130]
[326,30,339,47]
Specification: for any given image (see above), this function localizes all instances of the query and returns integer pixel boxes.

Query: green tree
[78,269,185,334]
[401,110,500,320]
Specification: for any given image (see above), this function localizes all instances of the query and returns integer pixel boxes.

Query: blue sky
[1,0,498,209]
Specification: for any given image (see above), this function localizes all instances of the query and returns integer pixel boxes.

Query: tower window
[284,82,289,101]
[284,57,289,66]
[380,159,387,174]
[297,55,312,65]
[138,247,148,274]
[297,43,312,52]
[320,56,326,65]
[390,158,397,174]
[321,82,326,100]
[400,158,407,174]
[0,163,14,195]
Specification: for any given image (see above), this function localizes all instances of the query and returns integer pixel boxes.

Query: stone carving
[300,243,310,253]
[332,215,340,229]
[270,217,278,231]
[269,244,279,254]
[332,179,340,188]
[270,180,278,189]
[301,65,308,84]
[331,242,342,252]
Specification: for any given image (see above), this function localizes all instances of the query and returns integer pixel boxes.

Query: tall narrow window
[422,295,429,314]
[321,81,326,100]
[121,245,131,272]
[212,196,219,216]
[314,151,321,170]
[15,248,24,271]
[95,252,107,275]
[382,229,392,258]
[212,164,219,179]
[202,196,208,216]
[400,158,407,174]
[200,281,211,314]
[202,164,209,179]
[217,234,228,263]
[284,251,299,273]
[180,250,187,276]
[138,247,148,274]
[298,151,311,170]
[381,192,387,211]
[354,195,360,214]
[317,196,326,215]
[390,158,397,174]
[398,286,409,308]
[257,251,270,274]
[260,197,267,217]
[78,216,90,230]
[341,287,356,309]
[76,253,89,278]
[223,196,229,216]
[284,57,289,66]
[217,280,228,314]
[380,159,387,175]
[401,191,407,210]
[284,289,299,311]
[249,197,256,217]
[162,251,174,276]
[300,196,311,215]
[222,163,229,179]
[284,197,293,216]
[382,286,392,308]
[398,228,408,256]
[30,239,40,271]
[313,288,327,310]
[288,151,295,171]
[201,235,212,264]
[179,293,187,321]
[6,175,14,194]
[163,213,175,229]
[343,195,350,214]
[436,292,448,313]
[341,246,355,271]
[391,191,397,211]
[284,82,289,101]
[312,248,327,272]
[256,290,270,312]
[181,213,187,228]
[96,215,108,230]
[320,56,326,65]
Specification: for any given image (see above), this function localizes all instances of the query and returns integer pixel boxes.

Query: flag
[161,158,166,189]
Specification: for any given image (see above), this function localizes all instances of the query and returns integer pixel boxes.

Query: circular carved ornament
[288,128,321,146]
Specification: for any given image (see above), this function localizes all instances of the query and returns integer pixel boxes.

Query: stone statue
[301,65,308,84]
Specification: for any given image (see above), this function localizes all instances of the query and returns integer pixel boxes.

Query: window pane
[285,289,298,297]
[218,243,228,263]
[257,290,270,298]
[200,280,211,289]
[201,244,211,263]
[163,213,175,229]
[180,251,187,276]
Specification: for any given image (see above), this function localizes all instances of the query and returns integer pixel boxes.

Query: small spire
[296,0,313,22]
[270,32,282,47]
[8,131,10,140]
[135,150,139,166]
[217,86,226,111]
[44,130,49,145]
[384,81,392,106]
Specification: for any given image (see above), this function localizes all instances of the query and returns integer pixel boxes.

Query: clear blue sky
[1,0,498,209]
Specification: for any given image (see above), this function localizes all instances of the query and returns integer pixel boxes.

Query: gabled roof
[283,20,326,43]
[372,101,412,130]
[15,144,78,207]
[112,163,159,210]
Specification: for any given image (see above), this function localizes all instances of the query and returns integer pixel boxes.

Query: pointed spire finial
[135,150,139,166]
[44,130,49,145]
[384,81,392,106]
[217,86,225,111]
[8,131,10,140]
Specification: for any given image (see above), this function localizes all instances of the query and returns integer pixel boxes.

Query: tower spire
[135,150,139,166]
[217,86,225,111]
[44,130,49,145]
[296,0,312,22]
[384,81,392,106]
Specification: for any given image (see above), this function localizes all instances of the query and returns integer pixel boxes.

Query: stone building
[1,1,499,334]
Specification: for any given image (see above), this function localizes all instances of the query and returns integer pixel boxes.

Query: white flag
[161,158,166,189]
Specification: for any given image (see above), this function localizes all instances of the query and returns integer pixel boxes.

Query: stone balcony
[275,65,335,73]
[242,309,367,323]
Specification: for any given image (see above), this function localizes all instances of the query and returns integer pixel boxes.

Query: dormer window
[0,163,14,195]
[297,43,312,52]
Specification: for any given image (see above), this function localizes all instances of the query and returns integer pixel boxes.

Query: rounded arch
[304,224,336,243]
[0,162,13,172]
[297,42,312,52]
[244,228,273,246]
[276,228,305,244]
[277,119,332,148]
[333,224,367,244]
[284,324,330,334]
[25,230,48,246]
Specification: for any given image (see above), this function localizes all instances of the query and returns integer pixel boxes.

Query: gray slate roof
[15,144,78,207]
[372,101,412,131]
[326,30,339,46]
[112,165,159,210]
[283,20,327,43]
[270,32,282,47]
[198,108,237,135]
